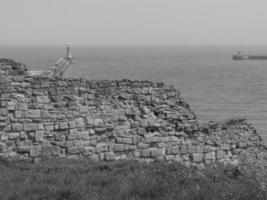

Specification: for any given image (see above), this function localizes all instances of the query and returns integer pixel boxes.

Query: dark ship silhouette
[233,51,267,60]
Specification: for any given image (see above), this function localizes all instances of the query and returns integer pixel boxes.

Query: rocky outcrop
[0,59,266,167]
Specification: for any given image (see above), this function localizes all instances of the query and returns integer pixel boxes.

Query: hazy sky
[1,0,267,46]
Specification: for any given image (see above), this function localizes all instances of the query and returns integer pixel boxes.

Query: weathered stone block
[41,111,51,119]
[65,154,78,159]
[88,129,95,135]
[221,144,230,150]
[74,140,85,146]
[80,131,90,140]
[24,123,38,131]
[203,146,214,153]
[0,93,9,100]
[60,141,74,148]
[40,80,50,88]
[127,145,137,150]
[145,136,159,143]
[117,137,132,144]
[174,155,183,162]
[166,147,172,155]
[86,117,95,126]
[150,148,162,157]
[8,132,20,139]
[96,143,108,153]
[138,143,149,149]
[55,134,66,141]
[180,145,187,154]
[216,150,225,160]
[204,152,216,160]
[45,124,54,131]
[192,153,203,163]
[12,123,23,131]
[84,146,95,155]
[114,128,126,136]
[41,145,60,156]
[38,124,44,130]
[166,155,175,161]
[182,155,190,161]
[204,159,212,165]
[0,122,7,127]
[187,145,196,153]
[26,110,41,119]
[68,131,89,140]
[118,115,127,122]
[132,136,139,144]
[88,139,97,146]
[114,144,124,152]
[6,152,18,158]
[36,96,50,103]
[94,118,104,126]
[34,131,44,142]
[59,122,68,130]
[131,150,140,158]
[95,127,107,134]
[8,113,16,122]
[0,101,7,108]
[18,103,28,111]
[14,110,23,118]
[98,153,105,161]
[68,121,76,129]
[238,142,247,148]
[174,131,185,136]
[7,101,16,111]
[67,146,84,154]
[171,146,179,154]
[43,104,54,109]
[158,143,166,148]
[75,117,84,128]
[20,132,27,139]
[28,132,35,140]
[4,125,11,132]
[0,108,7,116]
[17,145,31,153]
[169,136,179,142]
[196,145,204,153]
[141,149,150,157]
[89,154,99,161]
[87,93,95,100]
[105,152,115,161]
[30,147,41,157]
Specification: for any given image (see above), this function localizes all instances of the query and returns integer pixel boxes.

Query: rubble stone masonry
[0,58,266,167]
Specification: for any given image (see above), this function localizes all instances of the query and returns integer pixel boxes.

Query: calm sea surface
[0,46,267,139]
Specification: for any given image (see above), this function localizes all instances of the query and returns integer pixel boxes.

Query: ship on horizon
[233,51,267,60]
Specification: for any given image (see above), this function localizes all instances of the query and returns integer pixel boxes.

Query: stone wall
[0,59,266,167]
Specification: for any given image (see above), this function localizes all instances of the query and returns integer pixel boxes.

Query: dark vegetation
[0,158,266,200]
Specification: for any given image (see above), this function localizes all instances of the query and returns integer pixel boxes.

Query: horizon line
[2,44,267,47]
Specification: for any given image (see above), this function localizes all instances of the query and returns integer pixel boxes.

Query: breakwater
[0,59,266,167]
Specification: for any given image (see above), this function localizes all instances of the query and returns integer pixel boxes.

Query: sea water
[0,46,267,139]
